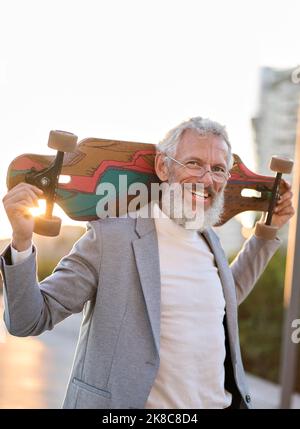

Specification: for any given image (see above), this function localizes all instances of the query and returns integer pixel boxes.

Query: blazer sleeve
[230,233,281,305]
[0,221,101,337]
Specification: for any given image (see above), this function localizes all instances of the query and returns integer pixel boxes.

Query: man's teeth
[191,191,209,198]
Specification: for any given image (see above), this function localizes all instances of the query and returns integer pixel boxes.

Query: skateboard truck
[25,130,78,236]
[254,156,294,240]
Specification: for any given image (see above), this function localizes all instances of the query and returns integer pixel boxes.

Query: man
[1,117,294,409]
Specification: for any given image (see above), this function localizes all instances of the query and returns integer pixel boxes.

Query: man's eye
[186,161,200,167]
[213,166,226,173]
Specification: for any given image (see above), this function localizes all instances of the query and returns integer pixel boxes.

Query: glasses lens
[185,167,228,182]
[212,173,227,183]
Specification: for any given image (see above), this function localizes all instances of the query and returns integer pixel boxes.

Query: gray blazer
[0,217,281,409]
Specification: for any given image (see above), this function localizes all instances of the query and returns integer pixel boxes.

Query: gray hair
[157,117,233,169]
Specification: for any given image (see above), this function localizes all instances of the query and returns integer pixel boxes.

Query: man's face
[169,129,228,208]
[155,129,229,229]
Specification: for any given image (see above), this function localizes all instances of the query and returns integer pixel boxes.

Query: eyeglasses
[164,154,231,183]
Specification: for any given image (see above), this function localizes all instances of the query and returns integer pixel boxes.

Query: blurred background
[0,0,299,409]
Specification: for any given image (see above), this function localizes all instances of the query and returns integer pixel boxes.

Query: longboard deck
[7,137,286,225]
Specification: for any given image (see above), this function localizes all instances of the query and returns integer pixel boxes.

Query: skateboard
[6,130,293,238]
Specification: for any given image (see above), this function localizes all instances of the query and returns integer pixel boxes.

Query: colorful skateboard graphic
[7,138,157,221]
[6,131,291,236]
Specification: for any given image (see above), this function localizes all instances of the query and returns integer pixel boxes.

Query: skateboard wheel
[48,130,78,152]
[269,156,293,174]
[34,215,62,237]
[254,221,278,240]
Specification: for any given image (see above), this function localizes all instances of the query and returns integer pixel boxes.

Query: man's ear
[155,152,169,181]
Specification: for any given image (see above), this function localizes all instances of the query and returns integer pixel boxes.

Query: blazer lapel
[132,216,161,354]
[201,228,238,363]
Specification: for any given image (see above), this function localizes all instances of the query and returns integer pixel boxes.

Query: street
[0,303,81,408]
[1,302,299,409]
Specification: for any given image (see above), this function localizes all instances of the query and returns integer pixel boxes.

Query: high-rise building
[252,66,300,176]
[252,66,300,241]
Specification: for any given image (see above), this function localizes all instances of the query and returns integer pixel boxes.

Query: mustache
[185,183,218,198]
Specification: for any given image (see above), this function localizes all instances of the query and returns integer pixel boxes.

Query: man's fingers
[3,185,43,208]
[275,199,293,213]
[274,206,295,216]
[278,190,293,202]
[6,188,39,202]
[4,191,39,208]
[6,199,35,210]
[5,201,35,220]
[3,183,43,201]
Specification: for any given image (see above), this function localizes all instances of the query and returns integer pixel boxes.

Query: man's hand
[269,182,295,229]
[2,183,44,251]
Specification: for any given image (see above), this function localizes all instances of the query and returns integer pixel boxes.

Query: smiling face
[155,128,229,229]
[172,129,229,207]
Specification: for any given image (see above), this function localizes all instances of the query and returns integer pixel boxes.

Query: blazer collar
[201,228,238,363]
[133,216,161,354]
[135,215,156,238]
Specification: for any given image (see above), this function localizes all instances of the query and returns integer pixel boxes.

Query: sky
[0,0,299,239]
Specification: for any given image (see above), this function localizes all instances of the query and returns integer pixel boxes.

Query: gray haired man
[1,117,294,408]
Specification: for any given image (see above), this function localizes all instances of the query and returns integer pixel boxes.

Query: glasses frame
[164,154,231,182]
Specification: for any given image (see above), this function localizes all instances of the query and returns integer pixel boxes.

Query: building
[253,66,300,173]
[252,66,300,241]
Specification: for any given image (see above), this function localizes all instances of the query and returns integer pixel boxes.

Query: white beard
[198,191,224,230]
[160,182,225,231]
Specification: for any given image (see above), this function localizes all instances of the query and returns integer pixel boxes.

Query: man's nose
[199,170,214,186]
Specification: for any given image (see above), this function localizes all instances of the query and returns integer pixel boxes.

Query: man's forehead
[177,130,228,158]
